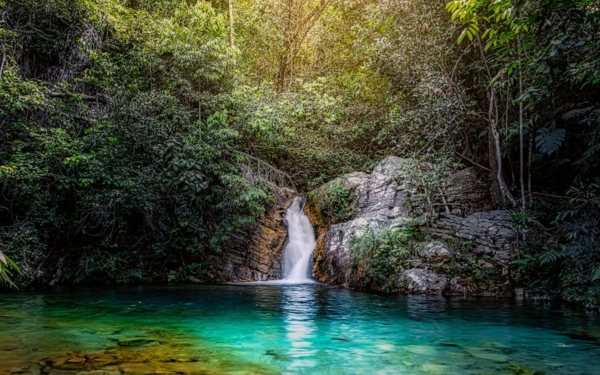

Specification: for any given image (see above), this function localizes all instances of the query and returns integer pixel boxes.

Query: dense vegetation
[0,0,599,307]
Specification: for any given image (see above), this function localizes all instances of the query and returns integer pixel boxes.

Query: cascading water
[280,197,317,283]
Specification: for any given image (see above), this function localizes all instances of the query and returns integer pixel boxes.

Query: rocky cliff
[206,196,294,282]
[305,156,519,295]
[206,156,518,296]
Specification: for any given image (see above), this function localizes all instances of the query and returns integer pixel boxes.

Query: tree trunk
[275,0,331,93]
[528,120,534,205]
[519,58,525,209]
[489,89,517,207]
[229,0,235,49]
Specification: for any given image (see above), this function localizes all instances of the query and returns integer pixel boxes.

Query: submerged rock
[117,338,160,347]
[35,340,279,375]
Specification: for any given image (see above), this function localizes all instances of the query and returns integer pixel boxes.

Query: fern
[562,106,594,120]
[539,249,567,265]
[536,125,566,155]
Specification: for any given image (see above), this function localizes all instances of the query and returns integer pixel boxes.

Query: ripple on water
[0,284,599,374]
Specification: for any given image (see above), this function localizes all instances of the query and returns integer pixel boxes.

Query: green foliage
[364,0,474,161]
[448,0,600,184]
[435,252,497,288]
[448,0,600,306]
[515,181,600,308]
[509,208,536,237]
[447,0,533,50]
[402,158,461,217]
[0,0,267,286]
[320,181,352,222]
[535,125,565,156]
[348,224,421,291]
[0,250,22,288]
[211,80,381,189]
[1,0,598,308]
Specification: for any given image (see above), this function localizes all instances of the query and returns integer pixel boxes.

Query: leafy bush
[0,0,268,286]
[348,224,421,291]
[320,181,353,222]
[515,181,600,308]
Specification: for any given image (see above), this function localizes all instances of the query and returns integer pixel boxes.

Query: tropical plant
[0,0,267,285]
[347,224,421,290]
[0,250,22,288]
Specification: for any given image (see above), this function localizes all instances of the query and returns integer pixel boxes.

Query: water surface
[1,284,600,374]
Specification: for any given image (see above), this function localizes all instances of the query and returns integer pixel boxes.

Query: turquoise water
[1,284,600,374]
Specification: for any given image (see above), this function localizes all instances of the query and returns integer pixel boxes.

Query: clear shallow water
[1,284,600,374]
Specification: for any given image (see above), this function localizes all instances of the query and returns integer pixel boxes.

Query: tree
[275,0,334,92]
[229,0,235,49]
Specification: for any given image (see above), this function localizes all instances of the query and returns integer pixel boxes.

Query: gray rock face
[206,155,517,295]
[309,156,518,295]
[443,167,492,216]
[398,269,447,293]
[418,241,451,258]
[207,197,293,282]
[421,211,517,264]
[311,157,413,283]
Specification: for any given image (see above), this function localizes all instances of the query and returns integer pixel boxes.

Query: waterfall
[280,197,317,283]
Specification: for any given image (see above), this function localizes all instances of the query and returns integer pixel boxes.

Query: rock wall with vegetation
[306,156,518,295]
[206,196,293,282]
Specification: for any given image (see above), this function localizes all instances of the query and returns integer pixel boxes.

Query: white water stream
[280,197,317,283]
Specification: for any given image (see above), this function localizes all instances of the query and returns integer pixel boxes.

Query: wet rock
[398,269,447,294]
[264,349,291,361]
[3,362,41,375]
[84,354,120,367]
[421,364,451,374]
[118,363,158,375]
[75,371,120,375]
[48,370,76,375]
[463,347,509,362]
[117,338,160,347]
[45,355,87,371]
[449,277,468,295]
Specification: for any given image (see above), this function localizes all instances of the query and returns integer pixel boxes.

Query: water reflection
[2,285,600,375]
[281,285,318,372]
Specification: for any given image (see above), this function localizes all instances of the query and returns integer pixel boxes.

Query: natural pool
[1,284,599,375]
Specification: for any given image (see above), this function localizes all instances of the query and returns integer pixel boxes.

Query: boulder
[310,156,413,283]
[306,156,518,296]
[421,211,517,264]
[398,269,447,294]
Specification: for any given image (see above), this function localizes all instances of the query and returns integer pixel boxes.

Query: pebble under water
[1,284,600,374]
